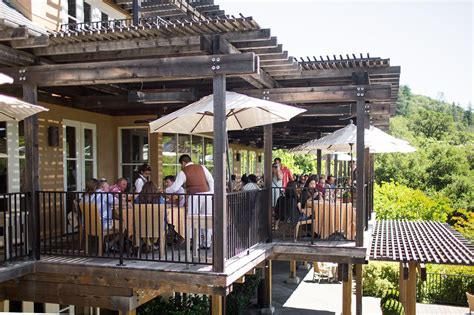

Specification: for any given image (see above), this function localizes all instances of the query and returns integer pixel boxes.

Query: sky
[219,0,473,108]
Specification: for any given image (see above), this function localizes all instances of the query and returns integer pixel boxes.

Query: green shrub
[380,289,400,308]
[374,182,454,222]
[363,263,398,297]
[381,298,405,315]
[137,294,210,315]
[226,274,262,315]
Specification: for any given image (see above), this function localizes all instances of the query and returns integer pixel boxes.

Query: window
[101,12,109,21]
[162,134,213,177]
[240,150,248,176]
[83,2,91,23]
[249,151,256,175]
[119,128,149,192]
[67,0,77,23]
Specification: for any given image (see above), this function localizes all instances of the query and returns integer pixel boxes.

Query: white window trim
[62,120,97,191]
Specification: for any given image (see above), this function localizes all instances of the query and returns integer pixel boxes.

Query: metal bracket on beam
[211,56,221,72]
[356,86,365,98]
[262,90,270,100]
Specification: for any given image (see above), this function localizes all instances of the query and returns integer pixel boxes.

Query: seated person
[316,176,326,198]
[243,174,260,191]
[275,181,301,223]
[110,177,128,193]
[298,175,321,212]
[325,175,336,199]
[164,175,185,207]
[135,181,164,204]
[93,180,119,229]
[240,174,249,191]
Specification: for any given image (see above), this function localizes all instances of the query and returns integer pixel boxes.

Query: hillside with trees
[374,86,473,240]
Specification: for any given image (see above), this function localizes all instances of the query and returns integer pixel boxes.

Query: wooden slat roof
[369,220,474,265]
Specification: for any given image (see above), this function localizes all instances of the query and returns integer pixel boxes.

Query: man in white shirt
[165,154,214,249]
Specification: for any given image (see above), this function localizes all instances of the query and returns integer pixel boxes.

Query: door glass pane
[163,165,178,178]
[204,138,213,174]
[83,128,93,159]
[191,136,203,164]
[121,165,136,192]
[84,160,94,183]
[66,160,77,191]
[0,122,6,193]
[121,129,149,164]
[163,134,177,165]
[65,126,76,158]
[178,134,191,157]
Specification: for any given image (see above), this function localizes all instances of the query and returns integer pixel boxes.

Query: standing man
[165,154,214,248]
[274,157,293,188]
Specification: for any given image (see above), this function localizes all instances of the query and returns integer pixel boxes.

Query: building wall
[9,0,128,31]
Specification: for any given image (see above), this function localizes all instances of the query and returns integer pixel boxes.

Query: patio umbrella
[288,123,372,154]
[0,94,49,121]
[368,126,416,153]
[149,91,306,134]
[0,73,13,85]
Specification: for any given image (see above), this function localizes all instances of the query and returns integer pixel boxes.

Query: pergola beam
[0,53,258,86]
[272,66,401,80]
[236,85,392,103]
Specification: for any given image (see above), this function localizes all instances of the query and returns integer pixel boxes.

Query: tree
[409,108,455,141]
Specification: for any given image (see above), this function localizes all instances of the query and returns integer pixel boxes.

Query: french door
[63,120,97,192]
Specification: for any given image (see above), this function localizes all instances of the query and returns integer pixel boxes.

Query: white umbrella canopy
[333,152,356,161]
[149,91,306,134]
[289,123,374,154]
[0,73,13,85]
[368,126,416,153]
[0,94,49,121]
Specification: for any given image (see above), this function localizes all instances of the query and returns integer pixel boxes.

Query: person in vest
[165,154,214,248]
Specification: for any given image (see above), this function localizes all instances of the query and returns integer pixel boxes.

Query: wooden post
[23,83,39,260]
[355,264,363,315]
[399,262,407,307]
[355,97,365,247]
[213,74,227,272]
[406,262,417,315]
[264,124,272,242]
[342,263,352,315]
[286,260,300,284]
[316,131,322,175]
[261,259,274,314]
[334,154,338,180]
[211,296,223,315]
[132,0,141,26]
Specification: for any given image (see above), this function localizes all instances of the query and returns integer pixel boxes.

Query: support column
[406,262,417,315]
[334,154,338,180]
[355,264,363,315]
[211,296,223,315]
[261,259,274,314]
[355,97,366,247]
[264,124,273,242]
[341,263,352,315]
[316,131,322,175]
[399,262,408,307]
[23,83,40,260]
[132,0,141,26]
[213,74,227,272]
[286,260,300,284]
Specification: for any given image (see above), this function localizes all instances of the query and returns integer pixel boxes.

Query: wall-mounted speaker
[258,155,262,163]
[48,126,59,147]
[235,152,241,162]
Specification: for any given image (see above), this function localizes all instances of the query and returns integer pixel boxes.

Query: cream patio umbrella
[0,94,49,121]
[368,126,416,153]
[149,91,306,134]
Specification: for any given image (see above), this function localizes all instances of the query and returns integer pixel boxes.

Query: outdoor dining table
[301,199,356,240]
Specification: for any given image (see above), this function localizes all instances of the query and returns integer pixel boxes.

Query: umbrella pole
[349,143,354,186]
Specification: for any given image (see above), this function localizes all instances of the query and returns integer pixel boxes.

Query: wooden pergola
[370,220,474,315]
[0,1,402,314]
